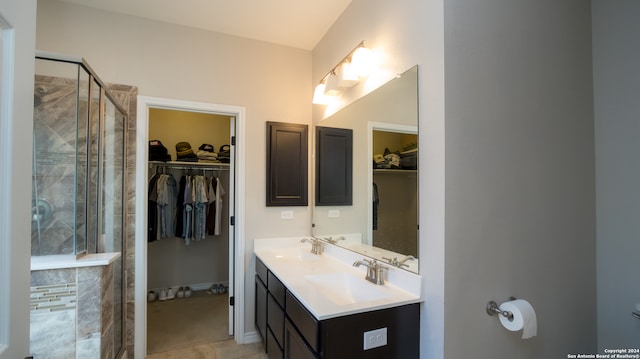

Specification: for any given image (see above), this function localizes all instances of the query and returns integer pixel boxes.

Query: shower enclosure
[31,52,126,358]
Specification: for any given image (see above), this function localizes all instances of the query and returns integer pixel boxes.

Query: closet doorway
[135,96,246,358]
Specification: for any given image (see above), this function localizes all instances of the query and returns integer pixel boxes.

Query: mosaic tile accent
[30,283,77,312]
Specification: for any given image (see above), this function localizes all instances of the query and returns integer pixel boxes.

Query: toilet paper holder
[486,297,517,321]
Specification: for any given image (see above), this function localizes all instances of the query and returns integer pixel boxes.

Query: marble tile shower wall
[32,75,88,256]
[106,83,138,358]
[30,265,114,359]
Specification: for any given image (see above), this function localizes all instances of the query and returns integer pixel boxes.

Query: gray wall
[593,0,640,349]
[444,0,596,357]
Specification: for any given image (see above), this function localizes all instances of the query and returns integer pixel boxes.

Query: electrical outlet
[280,210,294,220]
[328,209,340,218]
[363,327,387,350]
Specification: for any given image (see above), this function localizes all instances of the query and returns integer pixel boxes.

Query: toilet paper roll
[498,299,537,339]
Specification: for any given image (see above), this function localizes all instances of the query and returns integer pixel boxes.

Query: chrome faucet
[398,255,416,266]
[300,237,323,255]
[383,255,416,268]
[324,236,345,245]
[353,258,387,285]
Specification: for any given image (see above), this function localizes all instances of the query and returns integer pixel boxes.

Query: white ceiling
[58,0,351,50]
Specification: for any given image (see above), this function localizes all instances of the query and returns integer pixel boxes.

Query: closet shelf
[149,160,230,170]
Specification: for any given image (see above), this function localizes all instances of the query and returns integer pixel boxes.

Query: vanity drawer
[267,293,285,347]
[285,291,319,352]
[267,327,284,359]
[268,271,286,308]
[255,275,268,340]
[256,257,268,285]
[284,318,317,359]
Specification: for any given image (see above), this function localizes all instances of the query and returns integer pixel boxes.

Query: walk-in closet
[146,108,235,354]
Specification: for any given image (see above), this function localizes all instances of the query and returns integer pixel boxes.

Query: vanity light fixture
[312,41,378,105]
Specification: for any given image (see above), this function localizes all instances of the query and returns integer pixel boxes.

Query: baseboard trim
[242,331,262,344]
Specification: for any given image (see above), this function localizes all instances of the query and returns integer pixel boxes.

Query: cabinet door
[315,126,353,206]
[284,318,317,359]
[266,121,308,206]
[267,294,285,348]
[255,276,267,341]
[267,328,284,359]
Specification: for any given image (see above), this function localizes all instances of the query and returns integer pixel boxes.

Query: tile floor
[145,289,267,358]
[147,290,230,353]
[145,340,267,359]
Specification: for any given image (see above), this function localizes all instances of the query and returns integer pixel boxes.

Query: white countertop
[31,252,122,271]
[254,237,422,320]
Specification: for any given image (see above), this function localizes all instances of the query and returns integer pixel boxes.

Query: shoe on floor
[147,291,157,302]
[166,288,175,300]
[177,287,185,298]
[184,286,192,297]
[158,289,167,301]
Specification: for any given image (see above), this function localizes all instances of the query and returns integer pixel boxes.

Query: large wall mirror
[313,65,419,273]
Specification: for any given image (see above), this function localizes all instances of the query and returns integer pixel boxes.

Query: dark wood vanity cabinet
[255,259,268,341]
[255,257,420,359]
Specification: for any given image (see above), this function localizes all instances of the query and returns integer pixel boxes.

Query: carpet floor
[147,290,232,354]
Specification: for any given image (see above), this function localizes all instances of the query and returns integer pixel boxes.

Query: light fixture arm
[317,40,366,85]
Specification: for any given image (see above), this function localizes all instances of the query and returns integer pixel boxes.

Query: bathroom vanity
[254,238,422,358]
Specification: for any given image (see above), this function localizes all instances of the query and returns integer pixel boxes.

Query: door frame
[134,96,246,358]
[0,2,35,358]
[366,121,418,246]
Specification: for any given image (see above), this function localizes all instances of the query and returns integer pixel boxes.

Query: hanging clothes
[175,175,187,238]
[373,182,380,230]
[148,173,161,242]
[182,175,194,244]
[214,176,226,236]
[157,174,178,238]
[193,175,209,241]
[206,176,217,235]
[148,172,178,241]
[148,165,228,245]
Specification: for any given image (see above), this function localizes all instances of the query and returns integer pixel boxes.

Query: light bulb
[312,83,329,104]
[350,47,379,77]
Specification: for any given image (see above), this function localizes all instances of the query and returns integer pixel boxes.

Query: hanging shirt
[214,176,226,236]
[147,174,161,242]
[206,177,217,235]
[183,175,194,244]
[157,174,177,238]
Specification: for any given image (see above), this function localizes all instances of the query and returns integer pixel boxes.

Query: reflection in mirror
[313,65,419,273]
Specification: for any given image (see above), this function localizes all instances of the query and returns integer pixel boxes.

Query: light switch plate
[328,209,340,218]
[363,327,387,350]
[280,210,294,220]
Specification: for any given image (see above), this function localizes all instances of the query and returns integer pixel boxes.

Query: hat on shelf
[199,144,214,152]
[175,142,197,161]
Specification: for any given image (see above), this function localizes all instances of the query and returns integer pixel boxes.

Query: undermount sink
[304,272,391,306]
[265,246,320,262]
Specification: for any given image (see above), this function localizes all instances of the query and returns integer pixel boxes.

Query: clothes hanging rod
[149,161,230,170]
